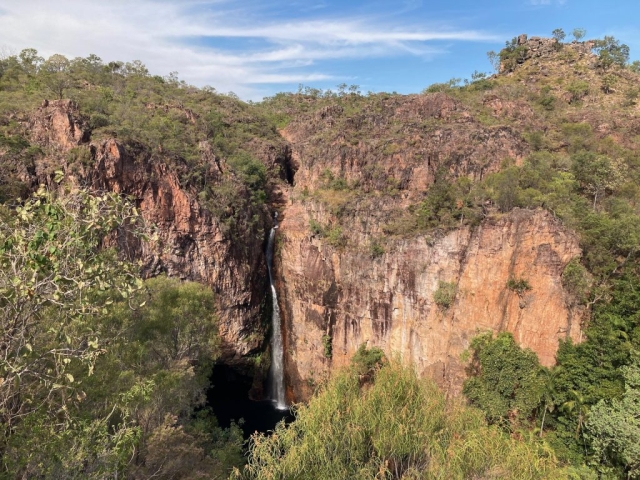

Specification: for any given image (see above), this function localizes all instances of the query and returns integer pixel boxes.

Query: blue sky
[0,0,639,100]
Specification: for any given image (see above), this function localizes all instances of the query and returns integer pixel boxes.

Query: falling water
[266,214,287,410]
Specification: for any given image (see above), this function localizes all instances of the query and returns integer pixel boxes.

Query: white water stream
[266,216,287,410]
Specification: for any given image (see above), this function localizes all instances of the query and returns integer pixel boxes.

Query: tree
[487,50,500,72]
[572,28,587,42]
[586,353,640,478]
[571,151,624,209]
[552,28,566,43]
[40,54,73,98]
[463,332,545,427]
[0,185,144,442]
[593,36,630,69]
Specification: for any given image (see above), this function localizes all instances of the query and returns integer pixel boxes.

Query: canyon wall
[24,100,280,366]
[277,204,583,400]
[19,96,586,401]
[276,92,585,401]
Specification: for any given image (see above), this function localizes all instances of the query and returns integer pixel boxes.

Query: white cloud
[0,0,497,99]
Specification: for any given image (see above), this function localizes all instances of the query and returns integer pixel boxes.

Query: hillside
[1,33,640,477]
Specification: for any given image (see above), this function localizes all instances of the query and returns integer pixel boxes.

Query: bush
[309,218,324,236]
[562,258,591,304]
[351,343,386,376]
[499,37,528,72]
[322,334,332,359]
[434,280,456,309]
[506,277,532,294]
[369,238,385,259]
[463,332,545,426]
[566,81,589,103]
[239,362,568,479]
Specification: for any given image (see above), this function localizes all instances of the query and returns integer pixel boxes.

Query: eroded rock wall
[278,204,583,400]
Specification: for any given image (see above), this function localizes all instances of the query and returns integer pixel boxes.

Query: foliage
[434,280,457,310]
[506,277,533,294]
[237,362,568,479]
[463,332,546,427]
[566,80,590,103]
[0,187,242,478]
[552,28,566,44]
[499,37,528,72]
[586,353,640,478]
[322,334,333,359]
[369,238,385,259]
[562,258,592,305]
[351,343,386,376]
[593,36,630,69]
[572,28,587,42]
[0,185,144,432]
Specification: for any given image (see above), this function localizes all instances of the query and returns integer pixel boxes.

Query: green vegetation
[464,332,545,427]
[0,187,243,478]
[0,48,286,242]
[322,334,333,359]
[506,277,532,294]
[237,360,572,479]
[434,280,457,310]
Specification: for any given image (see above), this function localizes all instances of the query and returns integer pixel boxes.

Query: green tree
[572,28,587,42]
[40,54,73,99]
[571,151,623,209]
[463,332,545,427]
[552,28,566,43]
[593,36,630,69]
[586,353,640,478]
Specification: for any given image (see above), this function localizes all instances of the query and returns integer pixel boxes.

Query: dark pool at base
[207,364,293,439]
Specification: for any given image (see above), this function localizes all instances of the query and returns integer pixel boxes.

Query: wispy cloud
[0,0,498,99]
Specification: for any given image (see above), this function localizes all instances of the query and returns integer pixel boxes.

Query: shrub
[562,258,591,304]
[326,226,345,247]
[309,218,324,236]
[369,238,385,259]
[463,332,545,426]
[499,37,528,72]
[506,277,532,294]
[351,343,386,376]
[566,81,589,103]
[322,334,332,359]
[434,280,456,309]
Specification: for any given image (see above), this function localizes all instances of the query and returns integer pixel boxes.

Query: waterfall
[266,215,287,410]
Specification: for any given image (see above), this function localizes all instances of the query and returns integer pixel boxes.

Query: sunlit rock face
[278,205,582,401]
[275,92,584,401]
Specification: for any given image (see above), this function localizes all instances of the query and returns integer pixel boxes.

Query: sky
[0,0,639,101]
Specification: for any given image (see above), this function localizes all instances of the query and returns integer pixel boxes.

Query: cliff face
[276,93,585,401]
[278,205,582,399]
[18,91,586,400]
[24,100,277,367]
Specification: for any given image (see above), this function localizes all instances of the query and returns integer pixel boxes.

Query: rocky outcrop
[89,138,269,363]
[23,99,273,367]
[29,99,90,151]
[276,93,584,401]
[277,204,583,401]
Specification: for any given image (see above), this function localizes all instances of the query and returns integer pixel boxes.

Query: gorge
[2,33,640,477]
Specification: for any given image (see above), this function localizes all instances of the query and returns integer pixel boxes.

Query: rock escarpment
[13,91,587,401]
[278,206,582,399]
[22,99,284,367]
[276,93,585,401]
